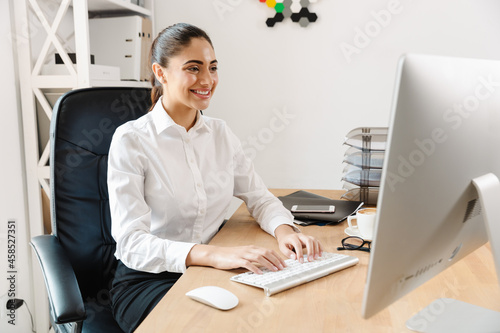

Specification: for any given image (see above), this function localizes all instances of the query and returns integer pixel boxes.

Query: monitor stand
[406,173,500,333]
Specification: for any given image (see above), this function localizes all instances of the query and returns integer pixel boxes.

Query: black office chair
[31,87,150,333]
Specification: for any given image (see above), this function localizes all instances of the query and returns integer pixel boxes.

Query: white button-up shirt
[108,98,295,274]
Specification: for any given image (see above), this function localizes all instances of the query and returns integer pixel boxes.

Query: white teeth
[193,90,209,95]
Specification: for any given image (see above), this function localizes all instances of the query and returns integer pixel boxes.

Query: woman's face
[162,38,218,113]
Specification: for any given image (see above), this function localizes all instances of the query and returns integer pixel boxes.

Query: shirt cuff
[267,215,301,237]
[165,241,197,273]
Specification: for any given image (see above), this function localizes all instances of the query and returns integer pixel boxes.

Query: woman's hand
[185,224,323,274]
[274,224,323,263]
[186,244,286,274]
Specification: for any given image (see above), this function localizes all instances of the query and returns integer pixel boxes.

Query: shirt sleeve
[108,126,196,274]
[228,127,299,236]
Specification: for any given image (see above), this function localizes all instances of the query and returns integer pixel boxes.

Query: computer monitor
[362,54,500,332]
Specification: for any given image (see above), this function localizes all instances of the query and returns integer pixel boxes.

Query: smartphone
[290,205,335,213]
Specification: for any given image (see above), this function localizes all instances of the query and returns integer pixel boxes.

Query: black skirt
[110,260,182,332]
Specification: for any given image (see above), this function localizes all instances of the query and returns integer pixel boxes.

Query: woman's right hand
[186,244,286,274]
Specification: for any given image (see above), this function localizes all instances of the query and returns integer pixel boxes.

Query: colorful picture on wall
[259,0,319,27]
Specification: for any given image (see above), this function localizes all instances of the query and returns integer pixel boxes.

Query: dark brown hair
[149,23,214,110]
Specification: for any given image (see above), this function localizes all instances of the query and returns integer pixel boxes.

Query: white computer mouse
[185,286,239,310]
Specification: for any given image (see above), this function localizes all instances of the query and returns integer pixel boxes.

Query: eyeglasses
[337,236,371,253]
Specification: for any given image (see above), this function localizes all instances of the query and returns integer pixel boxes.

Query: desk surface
[136,189,500,333]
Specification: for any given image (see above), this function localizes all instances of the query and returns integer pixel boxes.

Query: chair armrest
[31,235,86,324]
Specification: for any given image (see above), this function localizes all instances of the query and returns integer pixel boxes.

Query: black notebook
[278,190,363,226]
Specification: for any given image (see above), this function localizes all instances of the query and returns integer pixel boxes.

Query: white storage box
[41,64,120,81]
[89,16,152,81]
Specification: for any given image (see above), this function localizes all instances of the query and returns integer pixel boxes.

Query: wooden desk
[136,189,500,333]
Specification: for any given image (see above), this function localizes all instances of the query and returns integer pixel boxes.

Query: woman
[108,23,323,332]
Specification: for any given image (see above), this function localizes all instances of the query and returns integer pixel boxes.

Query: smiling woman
[149,24,218,130]
[107,23,322,332]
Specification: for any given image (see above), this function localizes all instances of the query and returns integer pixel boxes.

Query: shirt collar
[151,97,212,135]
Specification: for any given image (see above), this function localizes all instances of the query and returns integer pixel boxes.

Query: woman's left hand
[274,224,323,263]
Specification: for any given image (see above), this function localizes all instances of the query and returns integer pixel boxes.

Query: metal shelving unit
[12,1,154,331]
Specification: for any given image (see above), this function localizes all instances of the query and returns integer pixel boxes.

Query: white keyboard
[230,252,359,296]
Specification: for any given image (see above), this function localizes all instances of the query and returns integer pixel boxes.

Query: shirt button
[197,183,202,188]
[185,138,191,144]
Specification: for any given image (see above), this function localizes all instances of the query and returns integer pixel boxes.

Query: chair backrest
[50,87,150,301]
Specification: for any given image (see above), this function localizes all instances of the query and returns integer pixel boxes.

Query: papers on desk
[278,190,363,226]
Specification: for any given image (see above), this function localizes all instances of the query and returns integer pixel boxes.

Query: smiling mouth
[191,89,211,98]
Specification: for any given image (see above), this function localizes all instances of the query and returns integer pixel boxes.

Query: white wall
[155,0,500,190]
[0,0,35,332]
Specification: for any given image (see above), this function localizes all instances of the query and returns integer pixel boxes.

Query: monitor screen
[362,54,500,331]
